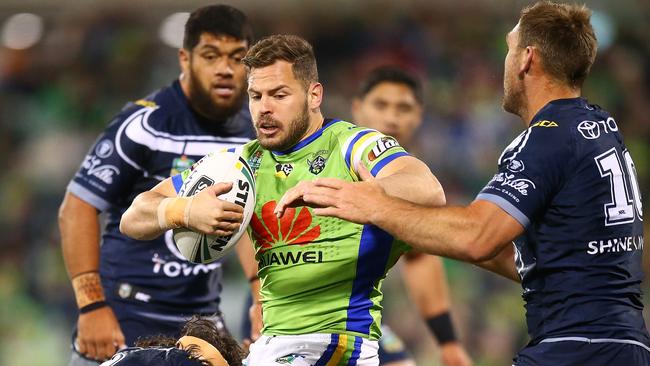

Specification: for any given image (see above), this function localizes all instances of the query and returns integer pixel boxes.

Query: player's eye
[249,94,261,101]
[373,100,387,110]
[202,54,217,61]
[274,94,287,100]
[397,104,414,113]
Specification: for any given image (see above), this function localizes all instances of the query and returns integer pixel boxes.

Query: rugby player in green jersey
[120,34,444,366]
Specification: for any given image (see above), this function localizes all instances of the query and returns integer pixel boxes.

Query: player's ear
[519,46,534,77]
[308,82,323,111]
[351,98,362,121]
[179,48,190,76]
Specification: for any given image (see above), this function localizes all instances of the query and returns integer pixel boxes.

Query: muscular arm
[474,242,520,282]
[120,178,178,240]
[371,199,523,264]
[59,192,102,278]
[275,155,443,218]
[373,155,445,206]
[302,166,525,267]
[59,192,126,360]
[120,178,243,241]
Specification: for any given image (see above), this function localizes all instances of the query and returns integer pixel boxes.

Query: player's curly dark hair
[183,4,253,50]
[134,315,245,365]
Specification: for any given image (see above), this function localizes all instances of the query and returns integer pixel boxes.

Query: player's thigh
[514,340,650,366]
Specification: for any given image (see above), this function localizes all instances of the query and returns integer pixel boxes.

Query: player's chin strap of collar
[177,335,229,366]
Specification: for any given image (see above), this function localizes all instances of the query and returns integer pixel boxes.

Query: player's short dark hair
[183,4,253,50]
[518,1,597,88]
[357,66,423,105]
[242,34,319,90]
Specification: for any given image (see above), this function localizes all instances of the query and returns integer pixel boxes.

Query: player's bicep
[373,155,432,180]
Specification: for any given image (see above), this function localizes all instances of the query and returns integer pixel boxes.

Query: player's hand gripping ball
[173,150,256,263]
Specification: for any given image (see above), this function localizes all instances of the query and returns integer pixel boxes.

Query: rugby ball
[173,150,256,264]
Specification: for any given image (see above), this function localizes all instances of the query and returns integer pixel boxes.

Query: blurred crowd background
[0,0,648,365]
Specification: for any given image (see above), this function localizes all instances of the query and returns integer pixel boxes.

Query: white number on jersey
[594,147,643,226]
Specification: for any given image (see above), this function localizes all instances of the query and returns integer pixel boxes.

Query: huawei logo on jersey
[249,200,321,253]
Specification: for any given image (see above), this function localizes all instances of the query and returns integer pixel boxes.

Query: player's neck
[524,79,581,125]
[301,111,326,140]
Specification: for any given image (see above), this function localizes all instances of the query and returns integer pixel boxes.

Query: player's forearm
[402,253,451,316]
[235,234,261,301]
[59,192,102,276]
[59,192,108,309]
[475,243,520,282]
[120,191,175,240]
[371,199,497,263]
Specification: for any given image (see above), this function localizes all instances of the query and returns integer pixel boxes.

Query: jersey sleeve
[339,128,409,180]
[476,123,574,227]
[66,106,154,211]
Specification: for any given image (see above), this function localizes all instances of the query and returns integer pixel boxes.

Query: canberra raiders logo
[307,150,329,175]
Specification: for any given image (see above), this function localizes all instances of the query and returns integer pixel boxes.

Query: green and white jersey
[241,119,411,340]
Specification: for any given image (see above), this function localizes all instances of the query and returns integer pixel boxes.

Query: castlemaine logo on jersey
[250,201,322,268]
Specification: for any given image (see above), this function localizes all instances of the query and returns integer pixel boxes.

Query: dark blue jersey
[100,347,202,366]
[68,80,254,317]
[477,98,648,347]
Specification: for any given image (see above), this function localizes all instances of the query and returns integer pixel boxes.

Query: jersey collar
[529,97,587,125]
[272,118,342,156]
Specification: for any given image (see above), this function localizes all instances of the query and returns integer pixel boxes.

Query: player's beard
[502,71,527,119]
[187,68,245,121]
[256,101,311,151]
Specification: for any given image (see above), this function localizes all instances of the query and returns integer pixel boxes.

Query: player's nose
[214,57,234,77]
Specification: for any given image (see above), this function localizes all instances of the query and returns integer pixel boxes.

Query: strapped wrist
[71,272,105,309]
[79,300,108,314]
[157,197,192,230]
[426,312,458,345]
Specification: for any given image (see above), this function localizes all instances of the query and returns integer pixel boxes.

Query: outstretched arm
[120,178,244,240]
[301,165,525,265]
[275,155,443,217]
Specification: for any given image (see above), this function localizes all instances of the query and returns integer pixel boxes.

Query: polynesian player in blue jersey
[59,5,259,365]
[281,2,649,365]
